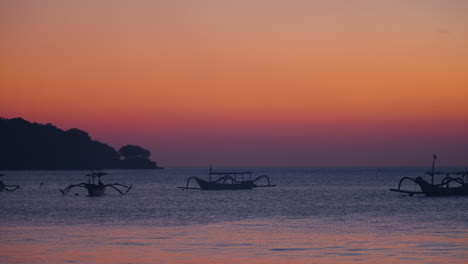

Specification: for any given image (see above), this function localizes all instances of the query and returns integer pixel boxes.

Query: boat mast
[209,164,212,182]
[431,154,437,184]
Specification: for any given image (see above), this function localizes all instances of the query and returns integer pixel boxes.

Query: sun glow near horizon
[1,0,467,166]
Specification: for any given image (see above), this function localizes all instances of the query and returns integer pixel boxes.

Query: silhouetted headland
[0,117,163,170]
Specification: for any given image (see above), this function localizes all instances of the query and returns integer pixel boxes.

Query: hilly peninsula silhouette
[0,117,162,170]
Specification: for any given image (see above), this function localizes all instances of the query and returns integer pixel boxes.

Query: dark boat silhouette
[178,167,276,190]
[390,155,468,197]
[0,174,20,192]
[60,172,132,196]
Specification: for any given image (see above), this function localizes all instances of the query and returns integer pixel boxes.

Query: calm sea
[1,167,467,264]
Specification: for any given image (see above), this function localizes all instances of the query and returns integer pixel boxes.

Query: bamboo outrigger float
[0,174,20,192]
[178,167,276,190]
[390,155,468,197]
[60,172,132,196]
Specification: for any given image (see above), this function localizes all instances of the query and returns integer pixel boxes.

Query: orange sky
[1,0,467,166]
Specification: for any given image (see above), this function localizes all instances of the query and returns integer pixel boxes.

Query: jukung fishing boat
[177,167,276,190]
[390,155,468,197]
[0,174,20,192]
[60,172,132,196]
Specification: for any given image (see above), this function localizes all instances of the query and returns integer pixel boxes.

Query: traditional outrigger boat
[390,155,468,197]
[0,174,20,192]
[177,167,276,190]
[60,172,132,196]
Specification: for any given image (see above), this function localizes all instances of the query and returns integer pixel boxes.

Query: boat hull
[195,178,255,190]
[415,177,468,197]
[85,184,106,196]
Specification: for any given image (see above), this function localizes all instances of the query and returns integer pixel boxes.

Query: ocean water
[1,167,467,264]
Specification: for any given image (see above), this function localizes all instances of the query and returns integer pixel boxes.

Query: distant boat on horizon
[390,155,468,196]
[177,167,276,190]
[60,171,133,196]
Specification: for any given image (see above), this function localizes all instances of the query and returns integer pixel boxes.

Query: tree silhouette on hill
[118,145,157,169]
[119,145,151,160]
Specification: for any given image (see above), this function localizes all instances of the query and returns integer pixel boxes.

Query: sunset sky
[1,0,467,167]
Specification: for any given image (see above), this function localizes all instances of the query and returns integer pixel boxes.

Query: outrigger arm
[0,177,20,192]
[1,184,20,191]
[104,183,133,195]
[389,177,424,196]
[60,183,87,195]
[252,175,276,187]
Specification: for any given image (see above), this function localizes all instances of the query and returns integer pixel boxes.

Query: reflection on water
[1,168,468,263]
[2,220,468,264]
